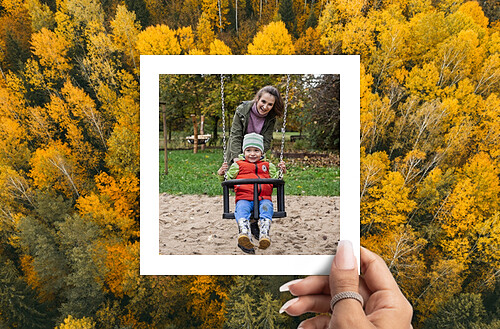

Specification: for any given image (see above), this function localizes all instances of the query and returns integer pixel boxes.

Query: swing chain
[279,74,290,179]
[221,74,228,180]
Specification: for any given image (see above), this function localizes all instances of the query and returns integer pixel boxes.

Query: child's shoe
[237,219,254,250]
[258,218,271,249]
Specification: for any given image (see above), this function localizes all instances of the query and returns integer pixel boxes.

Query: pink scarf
[247,103,267,134]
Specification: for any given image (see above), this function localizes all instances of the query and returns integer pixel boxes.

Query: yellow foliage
[56,315,95,329]
[438,152,500,263]
[176,26,195,54]
[341,15,375,59]
[29,141,81,198]
[196,12,215,52]
[187,276,232,329]
[110,5,140,69]
[136,24,181,55]
[294,27,326,55]
[457,1,489,29]
[30,28,72,78]
[209,39,232,55]
[77,172,139,238]
[360,148,390,200]
[24,0,56,31]
[188,48,206,55]
[247,21,295,55]
[96,240,139,297]
[361,171,416,233]
[405,62,441,101]
[362,225,427,301]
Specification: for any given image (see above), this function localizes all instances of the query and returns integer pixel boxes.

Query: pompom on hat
[242,133,264,153]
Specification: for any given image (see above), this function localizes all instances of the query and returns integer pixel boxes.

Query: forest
[0,0,499,328]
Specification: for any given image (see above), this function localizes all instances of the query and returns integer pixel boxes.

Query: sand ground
[159,194,340,255]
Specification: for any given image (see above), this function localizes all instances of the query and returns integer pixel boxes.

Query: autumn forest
[0,0,499,328]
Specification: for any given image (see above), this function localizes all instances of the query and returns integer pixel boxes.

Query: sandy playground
[159,194,340,255]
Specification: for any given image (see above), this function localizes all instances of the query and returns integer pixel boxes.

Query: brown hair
[252,86,284,117]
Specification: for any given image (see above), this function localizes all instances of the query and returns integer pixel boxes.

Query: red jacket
[234,159,273,202]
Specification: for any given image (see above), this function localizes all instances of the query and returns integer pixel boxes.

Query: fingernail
[297,321,305,329]
[279,297,299,314]
[335,240,355,270]
[279,279,303,292]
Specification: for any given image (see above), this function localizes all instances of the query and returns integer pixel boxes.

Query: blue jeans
[234,199,274,222]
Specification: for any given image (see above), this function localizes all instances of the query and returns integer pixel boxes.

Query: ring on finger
[330,291,364,311]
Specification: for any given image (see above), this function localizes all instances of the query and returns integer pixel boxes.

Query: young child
[218,133,286,252]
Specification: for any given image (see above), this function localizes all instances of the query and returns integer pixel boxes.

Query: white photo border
[140,55,360,275]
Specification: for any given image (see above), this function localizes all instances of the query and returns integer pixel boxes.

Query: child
[218,133,286,252]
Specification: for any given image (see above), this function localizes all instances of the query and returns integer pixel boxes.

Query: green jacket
[225,101,277,163]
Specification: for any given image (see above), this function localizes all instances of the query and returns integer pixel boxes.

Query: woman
[224,85,284,164]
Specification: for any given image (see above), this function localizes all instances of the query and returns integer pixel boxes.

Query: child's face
[244,147,262,163]
[256,92,275,116]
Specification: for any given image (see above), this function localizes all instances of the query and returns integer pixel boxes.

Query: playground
[159,74,340,255]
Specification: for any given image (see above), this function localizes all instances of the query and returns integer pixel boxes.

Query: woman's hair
[252,85,284,117]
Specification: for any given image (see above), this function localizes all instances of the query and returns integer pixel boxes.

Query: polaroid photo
[140,55,360,275]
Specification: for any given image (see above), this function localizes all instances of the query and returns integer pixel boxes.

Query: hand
[279,241,413,329]
[218,162,228,176]
[278,161,286,174]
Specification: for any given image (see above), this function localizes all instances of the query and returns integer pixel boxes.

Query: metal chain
[220,74,228,180]
[279,74,291,179]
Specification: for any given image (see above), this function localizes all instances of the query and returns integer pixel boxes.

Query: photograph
[140,55,360,275]
[158,74,341,256]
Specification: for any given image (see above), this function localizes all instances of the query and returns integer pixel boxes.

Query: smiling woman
[224,85,285,164]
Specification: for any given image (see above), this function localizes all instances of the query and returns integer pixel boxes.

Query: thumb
[329,240,366,327]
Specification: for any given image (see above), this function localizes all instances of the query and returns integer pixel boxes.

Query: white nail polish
[279,297,299,314]
[279,279,303,292]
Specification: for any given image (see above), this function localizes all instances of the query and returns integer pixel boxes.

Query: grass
[159,149,340,197]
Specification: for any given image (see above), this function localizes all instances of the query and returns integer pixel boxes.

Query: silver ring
[330,291,364,310]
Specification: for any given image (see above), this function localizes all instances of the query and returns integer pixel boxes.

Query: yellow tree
[110,4,141,71]
[361,170,416,235]
[28,28,72,91]
[176,26,195,54]
[29,142,81,198]
[317,0,365,54]
[294,27,326,55]
[56,315,95,329]
[209,39,232,54]
[196,12,216,52]
[136,24,181,55]
[247,21,295,55]
[24,0,56,32]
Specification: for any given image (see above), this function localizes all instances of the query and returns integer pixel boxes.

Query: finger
[329,240,366,321]
[298,315,330,329]
[280,276,330,296]
[359,247,400,293]
[279,295,331,316]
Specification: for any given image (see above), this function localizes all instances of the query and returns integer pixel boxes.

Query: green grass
[159,149,340,196]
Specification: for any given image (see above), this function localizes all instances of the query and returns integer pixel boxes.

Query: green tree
[279,0,297,37]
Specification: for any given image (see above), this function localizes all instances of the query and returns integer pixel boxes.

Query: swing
[220,75,290,220]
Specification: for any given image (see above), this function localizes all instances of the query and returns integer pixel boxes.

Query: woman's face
[256,92,275,116]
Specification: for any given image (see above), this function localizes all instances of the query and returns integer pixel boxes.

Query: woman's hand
[218,162,228,176]
[279,241,413,329]
[278,161,286,174]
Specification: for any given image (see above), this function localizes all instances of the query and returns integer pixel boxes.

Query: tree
[135,24,181,55]
[110,5,141,71]
[196,11,216,52]
[210,39,233,54]
[279,0,297,37]
[56,315,95,329]
[247,21,295,54]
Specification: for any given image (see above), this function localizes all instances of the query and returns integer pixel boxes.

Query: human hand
[218,162,228,176]
[278,241,413,329]
[278,161,286,174]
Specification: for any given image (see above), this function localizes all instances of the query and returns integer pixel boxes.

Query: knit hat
[242,133,264,153]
